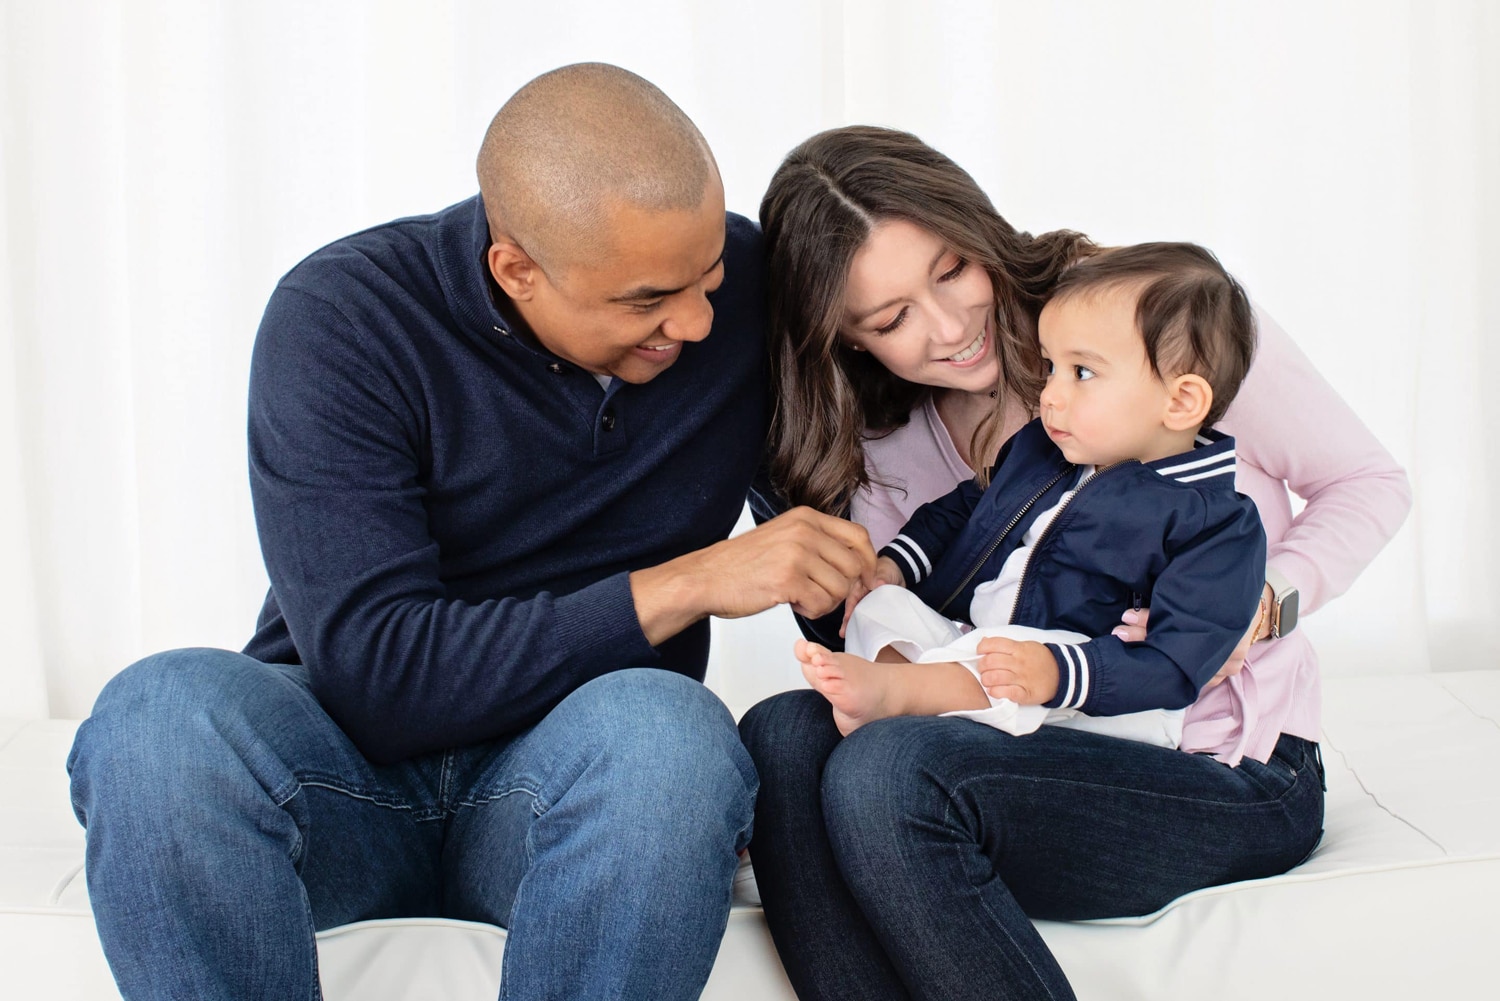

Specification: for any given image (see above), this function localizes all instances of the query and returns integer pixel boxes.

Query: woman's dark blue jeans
[739,689,1324,1001]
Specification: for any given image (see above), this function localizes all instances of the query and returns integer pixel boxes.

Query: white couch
[5,645,1497,999]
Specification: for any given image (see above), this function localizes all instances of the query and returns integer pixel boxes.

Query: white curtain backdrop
[1,0,1495,720]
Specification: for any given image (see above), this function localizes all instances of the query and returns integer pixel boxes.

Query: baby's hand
[872,556,905,589]
[974,638,1059,705]
[839,557,906,638]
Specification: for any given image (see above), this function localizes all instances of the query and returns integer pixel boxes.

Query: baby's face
[1036,287,1184,467]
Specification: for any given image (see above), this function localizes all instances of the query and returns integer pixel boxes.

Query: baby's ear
[1163,373,1213,431]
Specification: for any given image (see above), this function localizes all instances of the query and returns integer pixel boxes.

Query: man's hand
[838,556,906,638]
[629,507,878,646]
[974,638,1059,705]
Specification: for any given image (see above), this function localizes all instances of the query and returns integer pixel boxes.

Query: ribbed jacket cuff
[878,534,932,586]
[1043,641,1093,710]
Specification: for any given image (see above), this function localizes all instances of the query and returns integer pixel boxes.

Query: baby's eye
[1075,365,1095,381]
[1043,359,1055,376]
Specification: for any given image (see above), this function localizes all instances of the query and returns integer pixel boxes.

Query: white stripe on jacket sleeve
[884,534,932,584]
[1048,643,1091,709]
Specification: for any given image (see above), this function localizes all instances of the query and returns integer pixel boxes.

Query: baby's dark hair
[1049,242,1256,427]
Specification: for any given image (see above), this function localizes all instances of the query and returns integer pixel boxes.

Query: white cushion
[1036,672,1500,999]
[4,671,1497,999]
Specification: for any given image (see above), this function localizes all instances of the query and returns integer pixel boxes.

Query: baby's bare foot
[794,640,901,735]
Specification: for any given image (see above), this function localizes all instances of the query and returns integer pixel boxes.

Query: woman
[739,126,1412,1000]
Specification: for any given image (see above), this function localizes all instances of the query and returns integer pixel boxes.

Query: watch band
[1264,566,1299,638]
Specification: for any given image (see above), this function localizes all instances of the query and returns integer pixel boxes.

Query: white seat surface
[4,671,1497,999]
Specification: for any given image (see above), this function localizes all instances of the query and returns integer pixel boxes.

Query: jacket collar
[1145,427,1239,488]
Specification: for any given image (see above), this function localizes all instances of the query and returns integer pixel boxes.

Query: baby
[799,242,1267,744]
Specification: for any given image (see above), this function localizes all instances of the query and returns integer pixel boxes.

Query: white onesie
[849,472,1185,749]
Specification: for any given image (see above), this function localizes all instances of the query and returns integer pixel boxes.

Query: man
[68,63,874,1000]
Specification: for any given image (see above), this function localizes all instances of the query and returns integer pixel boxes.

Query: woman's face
[840,218,1000,393]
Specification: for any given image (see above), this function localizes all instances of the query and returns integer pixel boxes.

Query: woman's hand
[1204,584,1274,689]
[1112,586,1274,691]
[1110,607,1149,643]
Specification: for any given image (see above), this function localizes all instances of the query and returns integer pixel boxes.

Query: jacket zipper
[935,467,1071,616]
[1002,462,1126,624]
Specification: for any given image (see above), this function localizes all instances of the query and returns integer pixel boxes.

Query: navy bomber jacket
[243,195,767,764]
[878,419,1267,717]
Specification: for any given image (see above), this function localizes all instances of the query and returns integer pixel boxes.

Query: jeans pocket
[1275,737,1327,868]
[1235,751,1298,799]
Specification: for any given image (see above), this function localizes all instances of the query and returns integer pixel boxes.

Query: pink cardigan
[852,307,1411,765]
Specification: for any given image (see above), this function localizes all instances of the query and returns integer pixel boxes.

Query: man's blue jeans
[67,649,757,1001]
[740,689,1325,1001]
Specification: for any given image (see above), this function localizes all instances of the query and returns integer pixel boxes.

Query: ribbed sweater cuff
[552,570,660,668]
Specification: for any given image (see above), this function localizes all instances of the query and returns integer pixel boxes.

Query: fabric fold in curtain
[1,139,49,718]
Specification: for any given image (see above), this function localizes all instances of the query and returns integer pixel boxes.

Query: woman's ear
[1163,373,1213,431]
[488,240,538,302]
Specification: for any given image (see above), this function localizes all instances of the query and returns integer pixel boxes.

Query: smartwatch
[1264,567,1300,638]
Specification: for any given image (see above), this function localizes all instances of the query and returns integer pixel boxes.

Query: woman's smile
[939,322,988,366]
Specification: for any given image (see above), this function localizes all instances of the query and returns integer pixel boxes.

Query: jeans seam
[295,778,439,819]
[438,751,455,811]
[453,784,546,814]
[277,786,308,866]
[267,775,302,809]
[301,885,325,1001]
[943,798,1072,1001]
[946,764,1303,813]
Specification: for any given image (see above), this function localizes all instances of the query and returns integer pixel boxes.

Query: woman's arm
[1112,305,1409,685]
[1223,306,1413,614]
[851,480,918,554]
[851,397,979,550]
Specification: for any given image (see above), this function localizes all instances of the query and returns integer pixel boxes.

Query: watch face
[1277,591,1300,636]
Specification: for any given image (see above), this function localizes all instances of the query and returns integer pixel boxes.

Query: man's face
[514,181,727,384]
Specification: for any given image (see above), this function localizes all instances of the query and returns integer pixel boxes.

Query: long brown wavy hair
[761,126,1095,514]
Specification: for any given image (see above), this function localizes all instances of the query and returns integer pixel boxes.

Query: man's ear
[488,240,539,302]
[1163,373,1213,431]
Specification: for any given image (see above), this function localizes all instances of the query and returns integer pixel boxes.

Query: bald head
[478,63,718,274]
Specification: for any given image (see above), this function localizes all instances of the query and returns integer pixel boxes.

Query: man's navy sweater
[243,195,767,764]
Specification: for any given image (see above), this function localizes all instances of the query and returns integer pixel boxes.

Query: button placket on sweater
[533,352,626,458]
[490,321,626,458]
[592,378,627,457]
